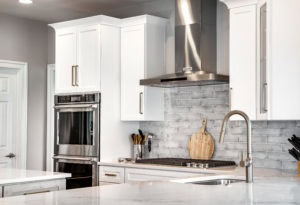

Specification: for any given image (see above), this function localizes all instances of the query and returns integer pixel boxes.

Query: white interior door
[0,71,17,168]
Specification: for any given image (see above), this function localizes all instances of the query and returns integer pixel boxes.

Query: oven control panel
[55,93,100,104]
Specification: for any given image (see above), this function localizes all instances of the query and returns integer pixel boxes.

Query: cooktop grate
[135,158,236,168]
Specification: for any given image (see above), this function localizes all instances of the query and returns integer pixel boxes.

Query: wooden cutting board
[188,119,214,160]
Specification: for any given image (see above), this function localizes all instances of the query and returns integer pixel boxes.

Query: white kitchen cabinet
[125,168,200,183]
[54,25,100,94]
[228,4,257,120]
[99,165,203,184]
[99,166,125,184]
[221,0,300,120]
[50,16,119,94]
[121,16,167,121]
[55,28,77,93]
[76,25,101,92]
[267,0,300,120]
[3,179,65,197]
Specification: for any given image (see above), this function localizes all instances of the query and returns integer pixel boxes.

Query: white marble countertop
[0,176,299,204]
[0,167,299,204]
[0,168,71,185]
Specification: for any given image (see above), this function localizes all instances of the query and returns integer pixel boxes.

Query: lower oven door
[54,104,100,157]
[54,157,98,189]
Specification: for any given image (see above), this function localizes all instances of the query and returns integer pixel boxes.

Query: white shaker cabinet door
[77,25,101,92]
[268,0,300,120]
[55,28,77,93]
[229,5,257,120]
[121,25,145,121]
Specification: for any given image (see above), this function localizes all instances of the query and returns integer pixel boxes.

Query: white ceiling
[0,0,156,23]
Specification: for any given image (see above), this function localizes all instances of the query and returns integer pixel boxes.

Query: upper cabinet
[221,0,300,120]
[121,16,167,121]
[50,16,119,94]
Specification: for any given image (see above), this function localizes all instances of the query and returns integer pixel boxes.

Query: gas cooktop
[135,158,236,169]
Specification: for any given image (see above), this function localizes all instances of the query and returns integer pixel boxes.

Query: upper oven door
[54,104,100,157]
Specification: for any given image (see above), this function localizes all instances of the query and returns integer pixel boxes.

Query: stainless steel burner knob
[198,163,204,168]
[204,163,209,169]
[192,162,197,168]
[186,163,191,167]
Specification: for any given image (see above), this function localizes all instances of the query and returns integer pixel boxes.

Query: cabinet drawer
[3,179,66,197]
[125,168,200,183]
[0,186,2,198]
[99,166,124,184]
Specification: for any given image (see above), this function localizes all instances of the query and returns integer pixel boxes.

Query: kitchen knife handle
[139,92,143,115]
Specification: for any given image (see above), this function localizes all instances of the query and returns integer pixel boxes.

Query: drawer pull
[24,190,51,195]
[105,173,117,177]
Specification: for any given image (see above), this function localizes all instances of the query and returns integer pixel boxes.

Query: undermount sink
[188,179,245,186]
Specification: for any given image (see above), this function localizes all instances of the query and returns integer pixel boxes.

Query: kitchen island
[0,168,299,204]
[0,168,71,197]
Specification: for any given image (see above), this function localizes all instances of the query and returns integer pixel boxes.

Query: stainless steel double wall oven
[54,93,100,189]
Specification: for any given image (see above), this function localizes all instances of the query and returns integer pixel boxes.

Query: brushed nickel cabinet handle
[229,88,232,110]
[24,190,51,195]
[75,65,79,86]
[72,66,76,86]
[105,173,117,177]
[139,92,143,115]
[263,83,268,112]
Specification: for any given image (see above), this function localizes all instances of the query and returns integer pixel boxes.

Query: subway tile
[140,87,300,170]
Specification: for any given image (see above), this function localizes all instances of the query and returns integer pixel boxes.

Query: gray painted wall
[0,13,48,171]
[140,85,300,170]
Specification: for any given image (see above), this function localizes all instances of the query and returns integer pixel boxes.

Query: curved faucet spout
[219,110,253,183]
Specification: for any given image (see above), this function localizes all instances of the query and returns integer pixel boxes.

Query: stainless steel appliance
[53,156,98,189]
[54,93,100,157]
[54,93,100,189]
[140,0,229,87]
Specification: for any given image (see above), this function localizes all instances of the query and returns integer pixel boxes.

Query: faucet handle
[240,151,245,167]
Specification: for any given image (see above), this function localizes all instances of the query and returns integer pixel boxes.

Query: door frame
[46,64,55,171]
[0,60,28,169]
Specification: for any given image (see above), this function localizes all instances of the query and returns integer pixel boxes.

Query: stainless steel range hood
[140,0,229,88]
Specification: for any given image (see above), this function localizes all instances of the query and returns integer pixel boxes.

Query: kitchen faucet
[219,110,253,183]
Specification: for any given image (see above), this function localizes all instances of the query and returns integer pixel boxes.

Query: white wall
[0,13,48,171]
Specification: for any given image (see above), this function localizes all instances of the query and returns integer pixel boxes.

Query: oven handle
[53,156,98,162]
[54,104,98,110]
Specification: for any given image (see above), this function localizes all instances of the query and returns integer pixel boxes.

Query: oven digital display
[71,96,81,102]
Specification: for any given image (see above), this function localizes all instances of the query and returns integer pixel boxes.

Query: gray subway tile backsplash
[140,84,300,170]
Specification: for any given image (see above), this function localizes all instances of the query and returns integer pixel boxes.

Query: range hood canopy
[140,0,229,88]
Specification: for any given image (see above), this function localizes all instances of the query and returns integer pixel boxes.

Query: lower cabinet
[3,179,66,197]
[0,186,2,198]
[99,166,125,184]
[125,168,200,183]
[99,165,202,185]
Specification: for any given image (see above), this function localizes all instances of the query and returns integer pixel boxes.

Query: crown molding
[220,0,259,9]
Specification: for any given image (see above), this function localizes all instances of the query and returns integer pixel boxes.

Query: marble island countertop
[0,168,71,185]
[0,167,299,204]
[1,176,300,205]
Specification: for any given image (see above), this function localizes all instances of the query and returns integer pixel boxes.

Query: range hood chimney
[140,0,229,88]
